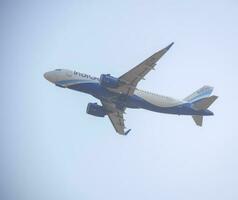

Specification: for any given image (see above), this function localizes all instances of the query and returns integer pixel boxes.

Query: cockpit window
[55,69,62,71]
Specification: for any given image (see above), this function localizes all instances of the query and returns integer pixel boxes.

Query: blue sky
[1,0,238,200]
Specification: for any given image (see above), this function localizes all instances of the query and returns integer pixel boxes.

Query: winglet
[125,129,131,135]
[165,42,174,50]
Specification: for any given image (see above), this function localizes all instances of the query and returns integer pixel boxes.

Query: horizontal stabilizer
[192,115,203,126]
[192,95,218,110]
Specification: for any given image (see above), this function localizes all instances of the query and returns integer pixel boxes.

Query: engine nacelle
[100,74,119,88]
[86,103,107,117]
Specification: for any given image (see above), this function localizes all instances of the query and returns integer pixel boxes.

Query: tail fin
[186,86,218,127]
[184,85,214,102]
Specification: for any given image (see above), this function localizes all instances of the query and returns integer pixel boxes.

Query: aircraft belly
[67,82,209,116]
[130,93,201,115]
[140,101,192,115]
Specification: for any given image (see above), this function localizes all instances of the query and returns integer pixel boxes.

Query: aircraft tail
[190,96,218,126]
[184,86,218,127]
[183,85,214,102]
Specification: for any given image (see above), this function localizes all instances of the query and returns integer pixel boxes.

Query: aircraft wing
[113,42,174,95]
[101,101,131,135]
[108,112,128,135]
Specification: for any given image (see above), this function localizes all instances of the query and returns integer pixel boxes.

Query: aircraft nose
[43,71,57,83]
[44,72,49,80]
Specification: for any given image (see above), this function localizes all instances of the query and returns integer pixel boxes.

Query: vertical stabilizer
[184,86,213,102]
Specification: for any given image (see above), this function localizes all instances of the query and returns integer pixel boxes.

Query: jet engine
[86,103,107,117]
[100,74,119,88]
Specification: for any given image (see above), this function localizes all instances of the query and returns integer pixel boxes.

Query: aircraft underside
[68,82,213,116]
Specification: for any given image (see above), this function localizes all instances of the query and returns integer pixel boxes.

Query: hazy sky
[1,0,238,200]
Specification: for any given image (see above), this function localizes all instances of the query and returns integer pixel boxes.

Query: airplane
[44,42,218,135]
